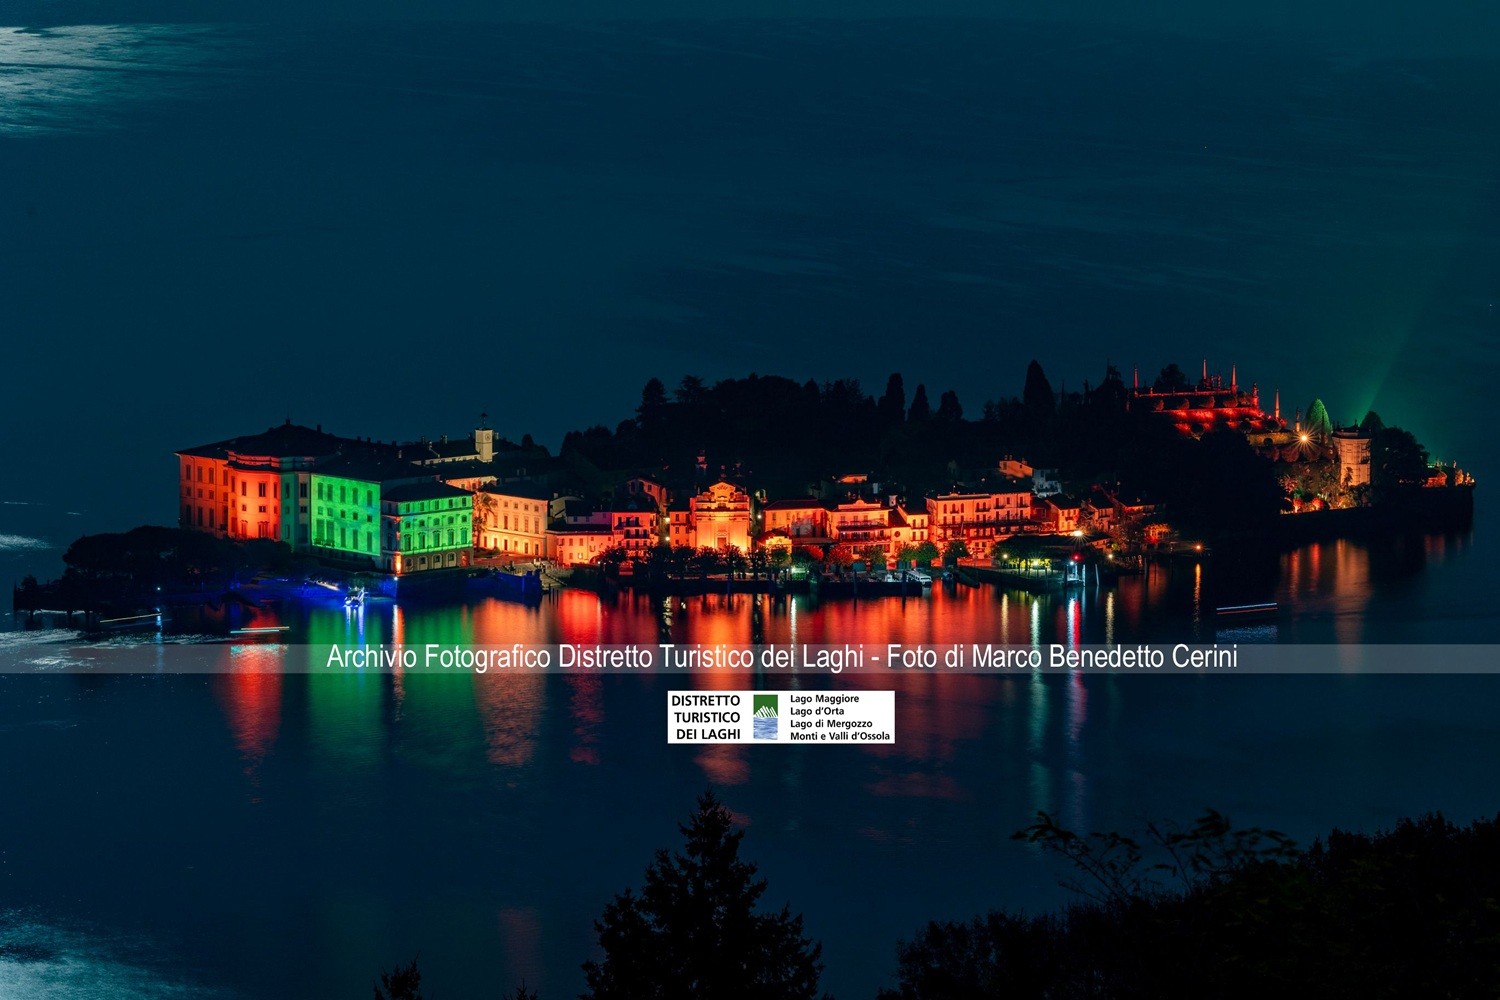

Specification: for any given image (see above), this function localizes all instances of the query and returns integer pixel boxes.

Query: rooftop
[384,481,473,504]
[177,421,352,460]
[314,450,430,486]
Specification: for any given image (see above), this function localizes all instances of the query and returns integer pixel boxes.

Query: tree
[690,547,723,579]
[639,377,669,430]
[907,384,931,422]
[509,984,539,1000]
[581,791,825,1000]
[878,373,906,426]
[857,544,887,571]
[911,541,939,566]
[1152,363,1189,392]
[1304,398,1333,441]
[936,390,963,423]
[1371,425,1429,497]
[675,375,707,406]
[748,548,770,581]
[1023,360,1055,419]
[373,958,424,1000]
[942,539,970,566]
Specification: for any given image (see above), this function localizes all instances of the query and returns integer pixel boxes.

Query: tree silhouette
[1152,363,1189,392]
[1022,360,1055,418]
[1371,425,1429,497]
[878,373,906,426]
[907,384,931,422]
[372,957,423,1000]
[581,790,825,1000]
[936,390,963,423]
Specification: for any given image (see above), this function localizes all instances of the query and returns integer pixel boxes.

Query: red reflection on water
[497,907,543,995]
[865,771,966,800]
[473,672,545,768]
[568,675,604,765]
[220,667,281,760]
[694,744,750,785]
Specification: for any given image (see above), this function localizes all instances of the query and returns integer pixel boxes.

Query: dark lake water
[1,526,1495,998]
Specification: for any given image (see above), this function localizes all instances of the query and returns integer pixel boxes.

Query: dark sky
[1,10,1497,550]
[10,2,1500,58]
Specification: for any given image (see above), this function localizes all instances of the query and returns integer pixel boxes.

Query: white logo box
[667,691,895,744]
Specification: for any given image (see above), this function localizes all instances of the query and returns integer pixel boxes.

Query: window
[300,482,308,498]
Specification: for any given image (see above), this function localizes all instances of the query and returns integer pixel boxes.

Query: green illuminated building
[309,452,473,574]
[382,481,474,574]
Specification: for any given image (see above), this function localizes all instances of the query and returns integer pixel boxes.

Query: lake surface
[2,528,1496,998]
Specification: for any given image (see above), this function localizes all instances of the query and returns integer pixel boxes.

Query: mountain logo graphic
[752,694,778,740]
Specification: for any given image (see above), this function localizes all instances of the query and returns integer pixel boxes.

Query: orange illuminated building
[606,494,662,559]
[926,482,1033,558]
[547,523,613,566]
[176,421,348,547]
[686,480,752,552]
[827,497,890,550]
[761,498,831,540]
[476,482,550,558]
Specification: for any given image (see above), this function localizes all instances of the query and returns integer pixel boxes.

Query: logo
[752,694,778,740]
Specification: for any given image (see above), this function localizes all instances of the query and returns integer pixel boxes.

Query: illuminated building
[476,482,550,558]
[1332,427,1373,487]
[179,418,517,572]
[1046,496,1083,534]
[623,477,668,513]
[1132,361,1285,438]
[827,497,890,551]
[176,422,348,547]
[668,506,693,548]
[547,522,613,566]
[687,480,753,552]
[606,494,662,559]
[309,451,431,568]
[381,481,475,574]
[926,482,1034,558]
[889,505,930,555]
[761,498,831,540]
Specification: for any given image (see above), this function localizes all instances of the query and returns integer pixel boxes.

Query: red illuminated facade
[1132,362,1285,438]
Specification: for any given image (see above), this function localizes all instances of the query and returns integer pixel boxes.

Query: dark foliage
[373,957,424,1000]
[880,811,1500,999]
[581,791,826,1000]
[1371,425,1430,498]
